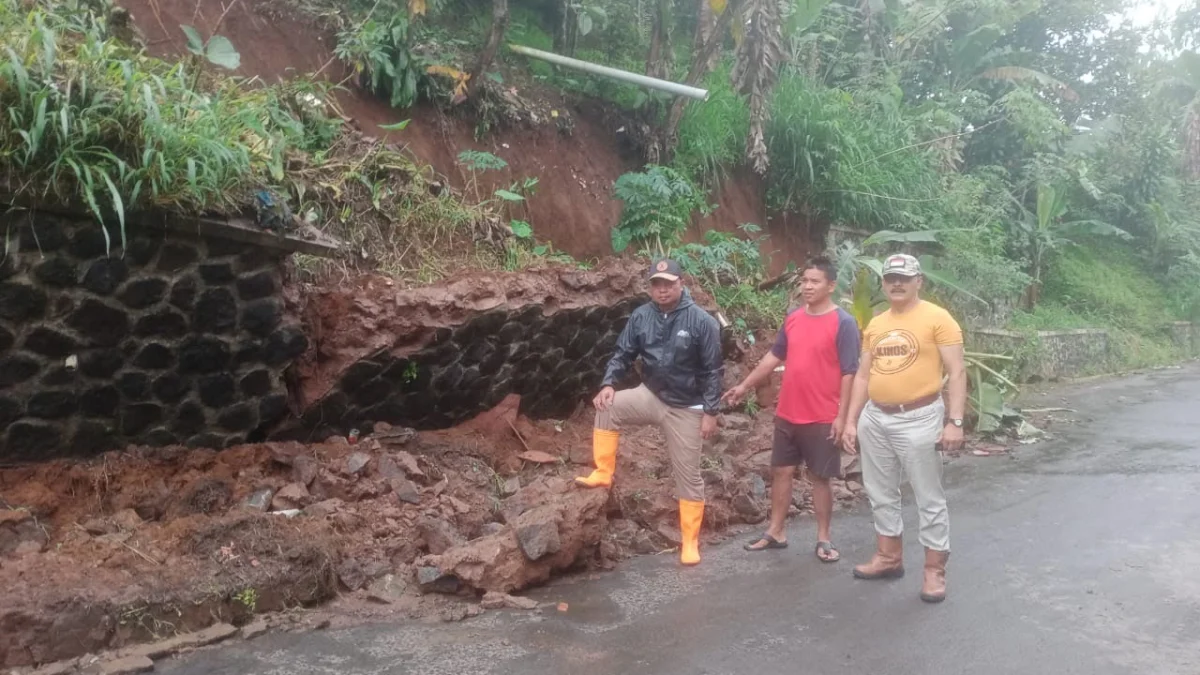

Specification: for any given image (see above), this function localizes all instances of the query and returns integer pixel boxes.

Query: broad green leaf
[205,35,241,70]
[510,220,533,238]
[787,0,832,36]
[710,0,727,15]
[494,189,525,202]
[181,25,205,55]
[861,228,942,247]
[976,412,1001,434]
[577,12,593,36]
[378,120,411,131]
[612,227,634,253]
[919,258,988,306]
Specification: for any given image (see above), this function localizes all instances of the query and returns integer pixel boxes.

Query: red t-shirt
[771,307,861,425]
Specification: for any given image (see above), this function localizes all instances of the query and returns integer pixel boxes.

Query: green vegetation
[8,0,1200,384]
[611,165,711,254]
[1,0,579,285]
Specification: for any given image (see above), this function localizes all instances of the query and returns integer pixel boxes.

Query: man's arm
[698,316,725,416]
[836,374,854,421]
[939,344,967,420]
[845,351,872,426]
[724,352,782,404]
[841,350,872,454]
[601,314,640,388]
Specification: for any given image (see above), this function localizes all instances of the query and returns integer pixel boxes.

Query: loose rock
[272,482,310,510]
[417,516,464,555]
[244,488,274,512]
[337,558,367,591]
[500,476,521,497]
[303,498,344,518]
[733,494,764,522]
[418,480,607,593]
[514,507,562,561]
[365,573,410,604]
[390,477,421,505]
[345,452,372,476]
[481,591,539,610]
[293,455,319,486]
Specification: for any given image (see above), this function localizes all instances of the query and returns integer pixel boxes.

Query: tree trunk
[646,0,675,79]
[691,0,719,75]
[554,0,568,52]
[647,0,741,164]
[469,0,510,99]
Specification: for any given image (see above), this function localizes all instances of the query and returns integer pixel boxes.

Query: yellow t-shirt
[862,300,963,405]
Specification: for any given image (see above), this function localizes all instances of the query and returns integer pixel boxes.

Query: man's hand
[721,384,750,406]
[829,415,846,445]
[841,421,859,455]
[939,422,964,453]
[701,414,719,440]
[593,386,616,411]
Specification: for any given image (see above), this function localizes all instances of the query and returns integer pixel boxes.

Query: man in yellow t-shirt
[842,254,966,604]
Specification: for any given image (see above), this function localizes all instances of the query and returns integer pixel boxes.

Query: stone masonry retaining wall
[0,208,310,461]
[286,298,645,440]
[967,328,1111,381]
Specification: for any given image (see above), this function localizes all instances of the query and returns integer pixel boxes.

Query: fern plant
[675,224,767,287]
[612,165,711,254]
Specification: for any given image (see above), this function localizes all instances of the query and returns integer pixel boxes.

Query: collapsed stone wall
[280,261,706,440]
[0,208,308,460]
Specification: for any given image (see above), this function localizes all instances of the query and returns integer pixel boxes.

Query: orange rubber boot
[575,429,619,488]
[679,499,705,566]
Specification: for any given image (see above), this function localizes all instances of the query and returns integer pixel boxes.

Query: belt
[871,392,942,415]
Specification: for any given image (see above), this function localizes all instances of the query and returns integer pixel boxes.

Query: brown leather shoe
[852,535,905,579]
[920,548,950,603]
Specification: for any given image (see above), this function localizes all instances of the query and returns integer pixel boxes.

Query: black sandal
[744,533,788,551]
[815,541,840,563]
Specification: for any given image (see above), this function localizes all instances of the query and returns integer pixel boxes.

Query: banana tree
[1154,51,1200,179]
[962,351,1019,433]
[831,228,986,330]
[1010,184,1131,309]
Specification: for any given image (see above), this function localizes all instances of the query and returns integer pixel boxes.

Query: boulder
[416,479,608,593]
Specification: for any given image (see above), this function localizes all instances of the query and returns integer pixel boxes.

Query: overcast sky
[1126,0,1188,26]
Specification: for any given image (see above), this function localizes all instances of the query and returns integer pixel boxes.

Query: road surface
[159,364,1200,675]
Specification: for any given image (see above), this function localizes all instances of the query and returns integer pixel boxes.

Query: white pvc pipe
[508,44,710,101]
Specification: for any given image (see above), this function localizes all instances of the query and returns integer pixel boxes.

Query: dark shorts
[771,418,842,479]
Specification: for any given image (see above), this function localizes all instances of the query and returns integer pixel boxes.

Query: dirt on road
[0,374,864,669]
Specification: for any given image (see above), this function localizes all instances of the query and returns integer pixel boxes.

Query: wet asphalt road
[159,365,1200,675]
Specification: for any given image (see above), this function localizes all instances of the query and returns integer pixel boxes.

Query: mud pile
[0,383,865,669]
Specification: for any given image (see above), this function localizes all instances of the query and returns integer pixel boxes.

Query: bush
[612,165,711,254]
[335,13,422,109]
[675,224,767,287]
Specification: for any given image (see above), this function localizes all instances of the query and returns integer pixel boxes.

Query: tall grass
[765,73,943,230]
[0,0,505,286]
[674,62,750,186]
[0,0,307,248]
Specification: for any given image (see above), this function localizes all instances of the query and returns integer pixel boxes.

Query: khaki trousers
[858,398,950,552]
[595,385,705,502]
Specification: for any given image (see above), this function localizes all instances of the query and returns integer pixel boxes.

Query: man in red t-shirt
[723,256,860,562]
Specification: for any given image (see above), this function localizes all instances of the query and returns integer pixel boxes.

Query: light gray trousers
[858,398,950,552]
